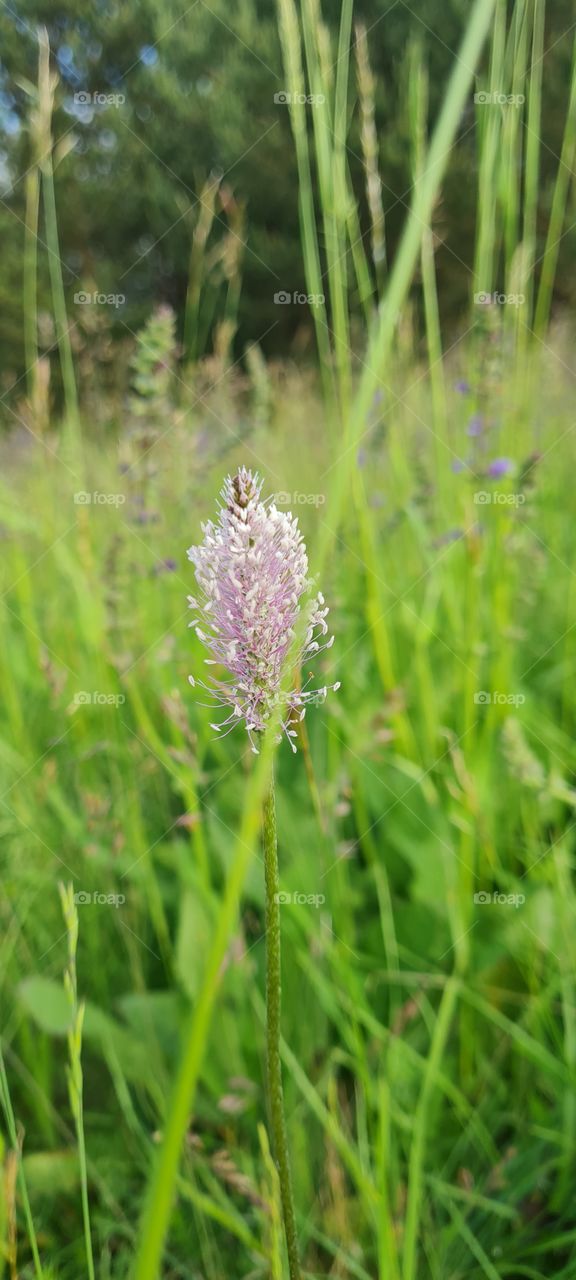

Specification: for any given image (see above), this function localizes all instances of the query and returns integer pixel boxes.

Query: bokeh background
[1,0,576,1277]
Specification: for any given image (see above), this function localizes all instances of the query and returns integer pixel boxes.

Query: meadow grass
[3,325,576,1277]
[2,0,576,1276]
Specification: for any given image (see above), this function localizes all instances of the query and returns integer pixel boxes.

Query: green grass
[2,0,576,1276]
[2,335,576,1277]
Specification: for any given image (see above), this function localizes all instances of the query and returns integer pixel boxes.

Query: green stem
[133,745,274,1279]
[24,167,40,405]
[76,1084,95,1280]
[533,31,576,338]
[402,977,459,1280]
[263,776,302,1280]
[41,162,79,431]
[0,1047,44,1279]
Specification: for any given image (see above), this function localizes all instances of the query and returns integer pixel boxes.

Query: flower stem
[263,774,302,1280]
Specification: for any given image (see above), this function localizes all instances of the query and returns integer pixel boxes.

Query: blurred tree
[0,0,574,405]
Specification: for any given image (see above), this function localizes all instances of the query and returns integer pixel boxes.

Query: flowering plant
[186,467,338,1279]
[187,467,339,751]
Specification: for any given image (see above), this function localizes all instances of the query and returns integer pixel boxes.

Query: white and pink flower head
[187,467,339,752]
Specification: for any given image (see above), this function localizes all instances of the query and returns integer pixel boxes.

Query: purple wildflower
[486,456,514,478]
[466,415,484,437]
[451,457,468,473]
[186,467,339,753]
[455,379,470,395]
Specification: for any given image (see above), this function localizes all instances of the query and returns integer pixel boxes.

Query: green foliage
[0,0,576,391]
[2,336,576,1275]
[2,0,576,1277]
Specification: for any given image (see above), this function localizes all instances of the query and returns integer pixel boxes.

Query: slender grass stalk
[408,35,447,513]
[23,166,40,409]
[520,0,545,330]
[263,774,302,1280]
[343,160,377,324]
[37,29,79,433]
[533,32,576,336]
[473,0,506,301]
[301,0,351,417]
[402,977,459,1280]
[551,843,576,1208]
[258,1124,284,1280]
[59,883,95,1280]
[502,0,529,284]
[329,0,354,411]
[376,1079,401,1280]
[0,1049,44,1279]
[511,0,543,400]
[42,164,79,426]
[355,21,386,295]
[183,174,220,363]
[324,24,376,322]
[258,1131,282,1280]
[276,0,336,418]
[220,190,246,359]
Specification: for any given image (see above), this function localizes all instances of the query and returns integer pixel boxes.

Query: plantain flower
[187,467,339,752]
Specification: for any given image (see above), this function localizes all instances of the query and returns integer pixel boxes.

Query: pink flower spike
[186,467,339,749]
